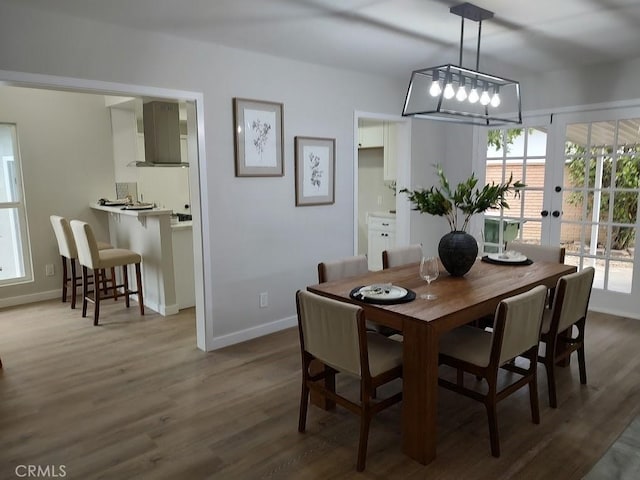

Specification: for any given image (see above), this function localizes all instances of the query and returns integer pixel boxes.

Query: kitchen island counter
[90,203,178,315]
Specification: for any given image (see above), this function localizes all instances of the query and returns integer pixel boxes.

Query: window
[0,123,32,286]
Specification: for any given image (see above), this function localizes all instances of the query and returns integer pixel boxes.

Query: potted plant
[401,164,523,276]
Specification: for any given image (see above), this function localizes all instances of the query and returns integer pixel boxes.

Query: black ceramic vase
[438,231,478,277]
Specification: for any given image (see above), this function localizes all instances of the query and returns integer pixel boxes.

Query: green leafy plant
[400,164,524,232]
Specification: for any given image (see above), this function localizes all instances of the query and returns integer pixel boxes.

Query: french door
[478,108,640,316]
[549,108,640,314]
[479,116,552,252]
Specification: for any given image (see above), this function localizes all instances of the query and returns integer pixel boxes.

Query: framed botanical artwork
[294,136,335,206]
[233,98,284,177]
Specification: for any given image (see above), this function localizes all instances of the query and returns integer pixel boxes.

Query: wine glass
[420,256,439,300]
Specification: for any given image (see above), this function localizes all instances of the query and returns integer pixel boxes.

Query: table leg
[402,321,438,464]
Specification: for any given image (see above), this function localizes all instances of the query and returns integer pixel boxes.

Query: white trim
[522,97,640,119]
[0,69,211,351]
[209,315,298,350]
[0,289,59,309]
[589,306,640,321]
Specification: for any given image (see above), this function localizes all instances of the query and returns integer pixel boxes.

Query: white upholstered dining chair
[296,289,403,471]
[538,267,595,408]
[382,244,423,269]
[438,285,548,457]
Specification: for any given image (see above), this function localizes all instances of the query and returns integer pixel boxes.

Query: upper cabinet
[383,122,397,181]
[358,120,397,180]
[358,123,384,148]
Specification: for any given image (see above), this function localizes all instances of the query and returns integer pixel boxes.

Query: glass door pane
[560,118,639,294]
[482,125,549,253]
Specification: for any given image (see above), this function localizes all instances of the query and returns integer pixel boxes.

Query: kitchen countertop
[90,203,172,217]
[368,211,396,219]
[171,220,192,230]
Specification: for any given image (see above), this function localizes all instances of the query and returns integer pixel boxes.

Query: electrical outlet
[45,264,55,276]
[259,292,268,308]
[377,195,383,206]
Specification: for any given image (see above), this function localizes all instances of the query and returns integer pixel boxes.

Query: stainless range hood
[136,101,189,167]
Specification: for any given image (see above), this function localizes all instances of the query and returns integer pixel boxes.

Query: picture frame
[295,136,335,206]
[233,98,284,177]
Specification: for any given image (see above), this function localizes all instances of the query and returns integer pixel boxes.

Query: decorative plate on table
[349,284,416,305]
[488,252,528,263]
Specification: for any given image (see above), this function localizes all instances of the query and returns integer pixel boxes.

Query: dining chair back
[382,244,422,269]
[296,290,403,471]
[318,255,368,283]
[505,241,565,263]
[50,215,114,309]
[538,266,595,408]
[70,220,144,325]
[318,255,396,337]
[438,284,548,457]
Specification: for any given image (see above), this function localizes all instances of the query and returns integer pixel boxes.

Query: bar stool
[70,220,144,325]
[50,215,115,309]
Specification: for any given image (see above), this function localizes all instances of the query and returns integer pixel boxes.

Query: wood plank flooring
[1,299,639,479]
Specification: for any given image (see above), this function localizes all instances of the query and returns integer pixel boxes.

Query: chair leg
[81,266,89,318]
[111,267,117,301]
[123,265,130,308]
[545,358,558,409]
[485,401,500,457]
[577,322,587,385]
[135,263,144,315]
[298,371,310,433]
[61,255,68,303]
[70,258,77,309]
[529,372,540,424]
[357,398,372,472]
[93,269,101,326]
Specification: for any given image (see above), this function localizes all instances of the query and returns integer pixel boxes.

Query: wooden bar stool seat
[70,220,144,326]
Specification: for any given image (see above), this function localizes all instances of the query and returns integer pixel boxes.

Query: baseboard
[0,289,60,309]
[590,306,640,321]
[208,315,297,351]
[0,290,179,317]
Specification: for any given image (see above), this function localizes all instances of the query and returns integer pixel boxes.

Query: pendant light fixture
[402,2,522,126]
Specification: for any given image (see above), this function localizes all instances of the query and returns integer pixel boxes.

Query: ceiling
[10,0,640,79]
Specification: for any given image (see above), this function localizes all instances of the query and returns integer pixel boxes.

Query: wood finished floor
[1,299,639,479]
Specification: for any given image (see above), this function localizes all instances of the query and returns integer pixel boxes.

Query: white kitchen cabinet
[358,124,384,148]
[367,213,396,271]
[358,122,397,180]
[172,223,195,310]
[383,122,397,181]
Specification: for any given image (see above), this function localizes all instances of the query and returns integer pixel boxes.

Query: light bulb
[490,92,501,107]
[443,82,455,99]
[429,80,442,97]
[480,90,491,106]
[468,88,479,104]
[455,85,467,101]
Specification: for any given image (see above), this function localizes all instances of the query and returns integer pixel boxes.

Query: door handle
[552,210,561,218]
[541,210,549,217]
[555,186,562,192]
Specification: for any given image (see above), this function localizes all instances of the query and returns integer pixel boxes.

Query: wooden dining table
[307,257,577,465]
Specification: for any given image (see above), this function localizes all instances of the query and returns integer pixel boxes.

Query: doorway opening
[354,112,411,271]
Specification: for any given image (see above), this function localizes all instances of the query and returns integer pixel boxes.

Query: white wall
[0,3,411,346]
[0,86,114,303]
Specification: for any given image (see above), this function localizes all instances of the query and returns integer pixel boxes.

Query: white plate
[358,284,408,300]
[488,252,528,263]
[122,204,155,210]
